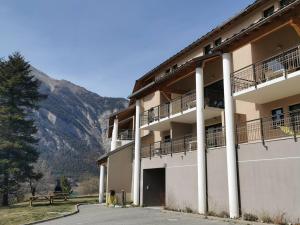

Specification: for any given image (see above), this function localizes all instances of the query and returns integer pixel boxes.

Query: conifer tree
[0,52,46,205]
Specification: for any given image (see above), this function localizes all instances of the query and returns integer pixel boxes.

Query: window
[289,103,300,132]
[263,6,274,18]
[165,68,171,74]
[172,64,178,71]
[204,44,212,55]
[271,108,284,128]
[164,135,171,143]
[280,0,295,8]
[289,103,300,112]
[214,38,222,47]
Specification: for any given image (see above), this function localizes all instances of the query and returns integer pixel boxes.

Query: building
[98,0,300,222]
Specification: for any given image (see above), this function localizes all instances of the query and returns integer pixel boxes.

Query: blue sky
[0,0,253,98]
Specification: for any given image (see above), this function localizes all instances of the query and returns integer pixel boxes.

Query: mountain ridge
[31,66,128,180]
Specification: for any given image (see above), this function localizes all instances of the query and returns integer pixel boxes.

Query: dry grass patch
[0,196,98,225]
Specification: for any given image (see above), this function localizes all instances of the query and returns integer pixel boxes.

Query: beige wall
[171,122,193,139]
[232,44,253,71]
[141,137,300,222]
[260,94,300,118]
[142,90,161,111]
[238,138,300,223]
[252,25,300,62]
[106,144,133,203]
[235,100,261,121]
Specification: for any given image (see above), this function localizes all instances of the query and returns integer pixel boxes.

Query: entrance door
[143,168,165,206]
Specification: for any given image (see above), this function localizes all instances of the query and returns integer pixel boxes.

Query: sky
[0,0,253,98]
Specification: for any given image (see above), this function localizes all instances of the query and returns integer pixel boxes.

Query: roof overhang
[214,0,300,52]
[97,142,134,165]
[128,52,222,99]
[108,104,136,138]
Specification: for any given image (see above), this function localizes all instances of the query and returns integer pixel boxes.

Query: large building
[98,0,300,222]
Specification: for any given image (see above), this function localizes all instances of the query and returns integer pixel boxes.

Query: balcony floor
[141,106,223,131]
[233,70,300,104]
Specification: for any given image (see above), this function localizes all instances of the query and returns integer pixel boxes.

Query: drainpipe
[222,53,239,218]
[111,117,119,151]
[98,164,105,203]
[133,99,141,205]
[196,65,207,214]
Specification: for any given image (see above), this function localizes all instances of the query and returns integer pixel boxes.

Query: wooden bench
[29,192,70,206]
[29,194,53,206]
[52,192,69,201]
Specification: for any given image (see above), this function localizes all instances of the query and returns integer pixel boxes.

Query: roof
[128,0,300,99]
[133,0,265,84]
[97,142,134,164]
[128,52,222,99]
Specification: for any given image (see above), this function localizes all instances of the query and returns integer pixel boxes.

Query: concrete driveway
[38,205,236,225]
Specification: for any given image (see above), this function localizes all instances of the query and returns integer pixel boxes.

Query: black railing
[141,135,197,158]
[236,110,300,144]
[231,44,300,93]
[140,110,300,158]
[118,129,134,140]
[140,88,224,126]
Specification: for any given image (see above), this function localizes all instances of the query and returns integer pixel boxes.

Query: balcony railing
[206,127,226,148]
[140,110,300,158]
[236,110,300,144]
[118,129,134,140]
[231,44,300,93]
[140,89,224,126]
[141,135,197,158]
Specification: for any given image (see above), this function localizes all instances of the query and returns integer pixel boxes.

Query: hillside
[31,67,128,180]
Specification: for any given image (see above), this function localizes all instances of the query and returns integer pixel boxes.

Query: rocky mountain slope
[31,67,128,179]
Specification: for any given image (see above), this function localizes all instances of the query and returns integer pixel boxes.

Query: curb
[160,209,275,225]
[22,204,81,225]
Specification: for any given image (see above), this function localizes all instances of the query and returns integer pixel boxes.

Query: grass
[0,196,98,225]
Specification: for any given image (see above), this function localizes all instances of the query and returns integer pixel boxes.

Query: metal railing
[236,110,300,144]
[118,129,135,140]
[141,135,197,158]
[231,44,300,93]
[140,110,300,158]
[206,127,226,148]
[140,88,224,126]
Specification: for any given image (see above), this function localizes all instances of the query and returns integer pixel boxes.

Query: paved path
[39,204,235,225]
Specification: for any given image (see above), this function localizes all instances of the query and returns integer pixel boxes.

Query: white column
[111,118,118,151]
[133,99,141,205]
[222,53,239,218]
[98,164,105,203]
[196,66,207,214]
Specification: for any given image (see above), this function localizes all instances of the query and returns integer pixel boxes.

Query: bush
[185,207,193,213]
[244,213,259,221]
[260,212,273,223]
[207,211,218,216]
[218,211,230,218]
[273,213,287,225]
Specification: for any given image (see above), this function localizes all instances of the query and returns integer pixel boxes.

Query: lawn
[0,196,99,225]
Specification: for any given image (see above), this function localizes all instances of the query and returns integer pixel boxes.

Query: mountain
[31,67,128,181]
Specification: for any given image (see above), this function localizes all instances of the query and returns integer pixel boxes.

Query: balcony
[140,110,300,158]
[118,129,134,140]
[115,129,134,148]
[140,89,224,131]
[231,44,300,104]
[236,110,300,144]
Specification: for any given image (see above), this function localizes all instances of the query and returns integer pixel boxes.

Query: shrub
[207,211,218,216]
[260,212,273,223]
[244,213,259,221]
[273,213,287,225]
[218,211,230,218]
[185,207,193,213]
